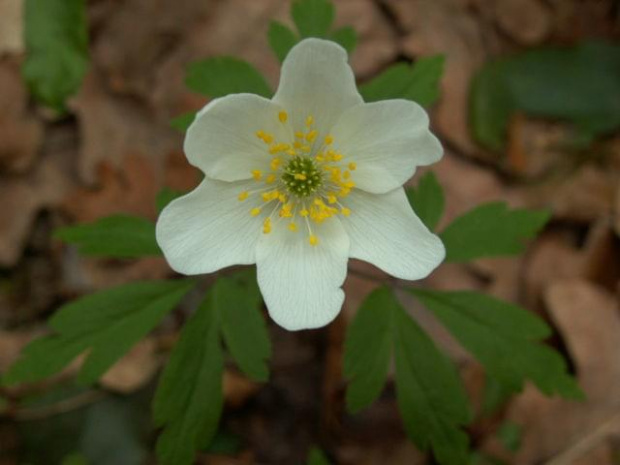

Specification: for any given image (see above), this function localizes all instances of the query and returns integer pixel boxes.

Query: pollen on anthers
[237,111,356,246]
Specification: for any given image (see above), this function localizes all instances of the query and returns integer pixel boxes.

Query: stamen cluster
[237,111,357,246]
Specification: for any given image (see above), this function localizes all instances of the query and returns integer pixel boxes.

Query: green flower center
[281,156,323,197]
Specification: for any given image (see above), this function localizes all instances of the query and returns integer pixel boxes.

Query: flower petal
[185,94,291,182]
[156,177,263,274]
[342,188,445,280]
[256,218,350,331]
[331,100,443,194]
[273,38,363,137]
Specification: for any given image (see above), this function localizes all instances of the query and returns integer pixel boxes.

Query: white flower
[156,38,445,331]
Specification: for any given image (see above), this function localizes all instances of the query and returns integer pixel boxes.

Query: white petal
[342,188,445,280]
[331,100,443,194]
[185,94,291,182]
[156,177,263,275]
[273,38,363,137]
[256,218,350,331]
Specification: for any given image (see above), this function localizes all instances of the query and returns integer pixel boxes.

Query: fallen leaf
[0,0,23,55]
[61,154,159,223]
[492,0,551,45]
[0,58,43,174]
[0,144,74,267]
[70,72,180,184]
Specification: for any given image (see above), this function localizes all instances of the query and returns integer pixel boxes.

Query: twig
[13,390,106,421]
[544,409,620,465]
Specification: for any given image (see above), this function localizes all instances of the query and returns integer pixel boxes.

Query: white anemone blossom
[156,38,445,331]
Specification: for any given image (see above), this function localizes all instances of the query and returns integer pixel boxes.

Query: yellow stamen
[295,131,304,139]
[263,218,272,234]
[325,135,334,145]
[278,111,288,123]
[327,194,337,204]
[309,235,319,246]
[266,174,276,184]
[348,162,357,171]
[238,191,249,201]
[294,173,307,180]
[252,170,262,181]
[306,115,314,127]
[288,222,298,232]
[341,207,351,216]
[250,208,261,217]
[300,209,309,217]
[306,130,318,143]
[270,158,282,171]
[256,130,274,144]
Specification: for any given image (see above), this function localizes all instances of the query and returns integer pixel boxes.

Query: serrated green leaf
[344,288,471,464]
[360,56,445,107]
[343,288,393,412]
[292,0,335,38]
[23,0,89,112]
[156,187,185,213]
[215,273,271,382]
[185,57,272,98]
[170,112,195,132]
[470,41,620,151]
[440,202,550,263]
[389,289,471,465]
[55,215,161,258]
[153,293,224,465]
[268,21,299,62]
[307,447,331,465]
[410,289,583,399]
[4,280,195,386]
[406,171,445,230]
[330,27,357,54]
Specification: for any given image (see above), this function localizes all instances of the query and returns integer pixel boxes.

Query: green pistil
[281,156,323,197]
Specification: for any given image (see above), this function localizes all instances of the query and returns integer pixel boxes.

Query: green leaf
[204,430,242,455]
[440,202,550,263]
[391,290,471,465]
[406,171,445,230]
[215,273,271,382]
[480,374,513,416]
[156,187,185,213]
[4,280,195,386]
[268,21,299,62]
[55,215,161,258]
[154,293,224,465]
[470,41,620,151]
[23,0,89,112]
[344,288,393,412]
[185,57,272,98]
[345,287,470,465]
[496,421,521,452]
[307,447,331,465]
[291,0,335,38]
[360,56,445,107]
[410,289,583,399]
[330,27,357,54]
[170,112,195,132]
